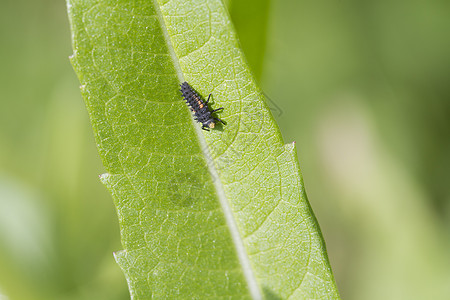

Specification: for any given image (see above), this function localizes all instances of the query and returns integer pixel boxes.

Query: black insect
[180,82,225,131]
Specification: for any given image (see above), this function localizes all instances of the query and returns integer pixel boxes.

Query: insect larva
[179,82,225,131]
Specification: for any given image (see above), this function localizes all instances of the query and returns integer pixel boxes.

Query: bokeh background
[1,0,449,299]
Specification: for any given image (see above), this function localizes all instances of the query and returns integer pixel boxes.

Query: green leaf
[67,0,340,299]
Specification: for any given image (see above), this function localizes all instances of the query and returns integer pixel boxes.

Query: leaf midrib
[152,1,262,299]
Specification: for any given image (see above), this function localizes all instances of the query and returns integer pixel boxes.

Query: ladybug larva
[180,82,225,131]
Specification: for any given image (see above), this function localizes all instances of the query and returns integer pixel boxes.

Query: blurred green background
[1,0,449,299]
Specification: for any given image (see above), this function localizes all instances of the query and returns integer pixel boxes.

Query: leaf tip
[99,173,111,183]
[113,249,126,260]
[284,141,296,152]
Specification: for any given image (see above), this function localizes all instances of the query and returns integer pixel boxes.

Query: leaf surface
[67,0,340,298]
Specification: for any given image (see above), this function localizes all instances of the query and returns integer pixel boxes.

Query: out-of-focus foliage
[0,0,449,299]
[255,1,450,300]
[0,1,128,299]
[228,0,271,81]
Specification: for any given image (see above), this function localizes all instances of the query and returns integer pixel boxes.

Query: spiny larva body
[179,82,225,131]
